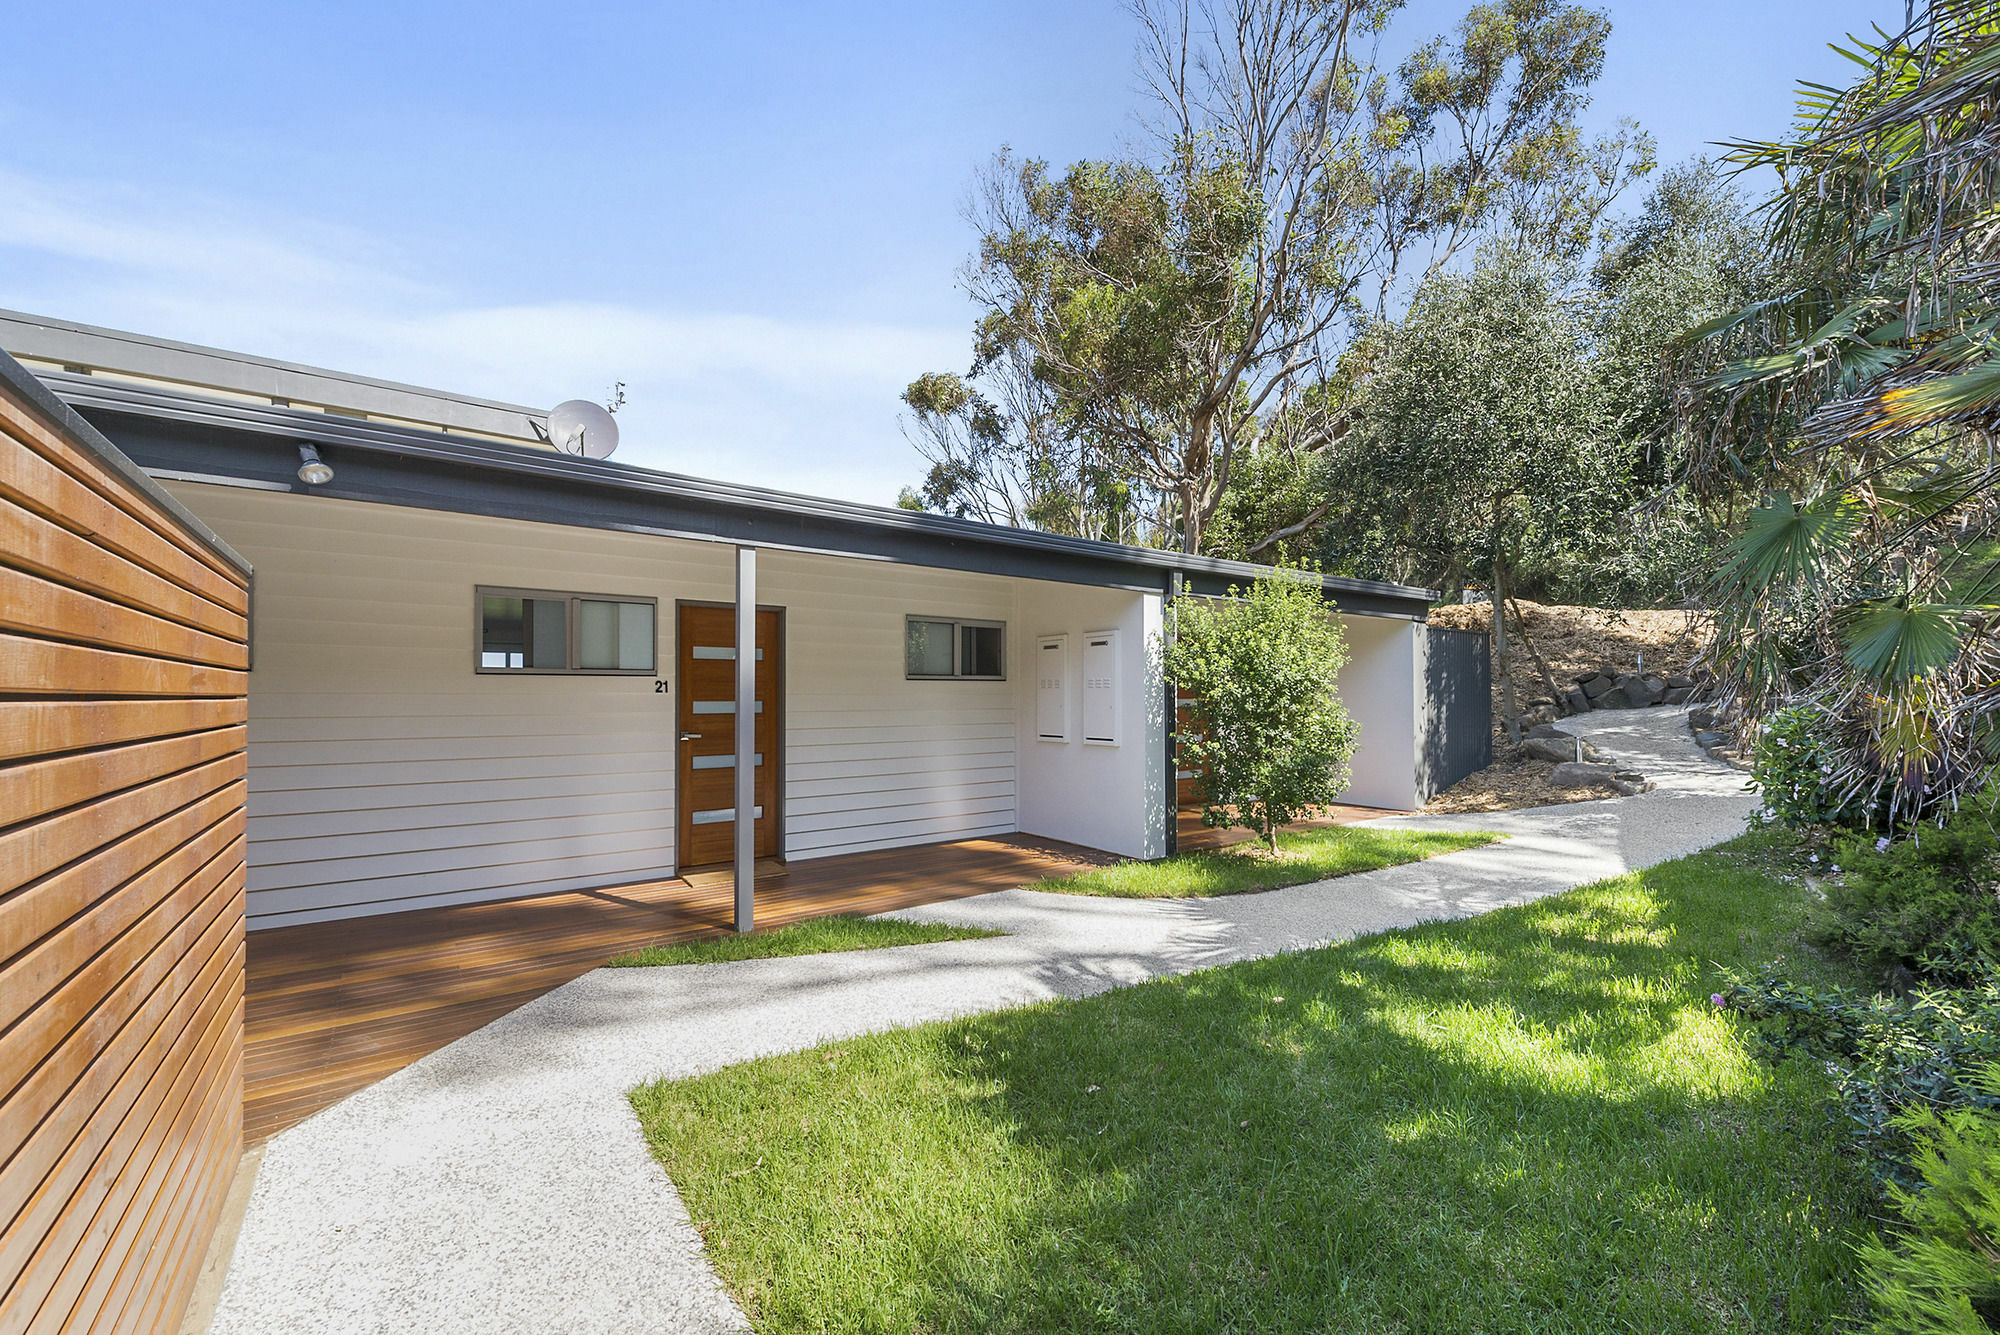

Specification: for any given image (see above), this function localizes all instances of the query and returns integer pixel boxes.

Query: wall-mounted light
[296,444,334,486]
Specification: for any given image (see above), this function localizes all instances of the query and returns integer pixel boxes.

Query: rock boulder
[1523,735,1597,764]
[1551,761,1622,791]
[1617,674,1665,708]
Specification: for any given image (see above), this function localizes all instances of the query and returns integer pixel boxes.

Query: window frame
[904,615,1007,682]
[474,584,659,676]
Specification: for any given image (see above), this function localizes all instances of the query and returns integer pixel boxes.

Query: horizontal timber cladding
[158,483,1020,927]
[0,349,250,1335]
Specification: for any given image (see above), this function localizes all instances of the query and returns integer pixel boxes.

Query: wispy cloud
[0,165,960,502]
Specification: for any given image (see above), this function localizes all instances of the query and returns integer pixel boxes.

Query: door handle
[679,732,703,743]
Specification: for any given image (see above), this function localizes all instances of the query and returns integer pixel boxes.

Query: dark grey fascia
[49,371,1435,617]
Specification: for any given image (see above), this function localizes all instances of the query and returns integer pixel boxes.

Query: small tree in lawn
[1164,574,1359,856]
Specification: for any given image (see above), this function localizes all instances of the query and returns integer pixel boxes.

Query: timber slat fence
[0,348,251,1335]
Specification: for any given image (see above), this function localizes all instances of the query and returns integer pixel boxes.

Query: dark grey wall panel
[1419,626,1492,800]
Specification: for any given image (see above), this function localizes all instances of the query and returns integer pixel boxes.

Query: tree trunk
[1507,597,1567,713]
[1491,558,1523,744]
[1267,814,1279,857]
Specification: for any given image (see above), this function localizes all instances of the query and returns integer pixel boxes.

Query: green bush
[1720,964,2000,1187]
[1856,1064,2000,1334]
[1163,574,1358,855]
[1812,793,2000,977]
[1749,704,1872,830]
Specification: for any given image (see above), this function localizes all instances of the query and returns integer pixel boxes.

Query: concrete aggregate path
[210,707,1755,1334]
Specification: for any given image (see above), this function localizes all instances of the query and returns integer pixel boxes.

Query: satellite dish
[546,399,620,459]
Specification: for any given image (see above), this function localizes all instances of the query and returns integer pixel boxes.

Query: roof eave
[46,371,1436,616]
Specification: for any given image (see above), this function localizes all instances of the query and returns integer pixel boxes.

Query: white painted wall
[163,482,1418,928]
[1013,582,1167,859]
[1332,613,1422,810]
[165,486,1031,927]
[759,549,1018,861]
[165,484,707,929]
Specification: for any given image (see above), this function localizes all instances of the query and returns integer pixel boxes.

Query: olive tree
[1163,574,1359,854]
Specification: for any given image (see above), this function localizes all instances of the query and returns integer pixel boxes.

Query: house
[0,310,1491,1332]
[0,308,1474,937]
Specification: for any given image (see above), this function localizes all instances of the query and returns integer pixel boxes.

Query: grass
[606,914,1001,967]
[630,832,1875,1334]
[1029,823,1501,898]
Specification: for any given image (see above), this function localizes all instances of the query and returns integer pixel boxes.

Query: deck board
[243,832,1118,1142]
[244,809,1392,1144]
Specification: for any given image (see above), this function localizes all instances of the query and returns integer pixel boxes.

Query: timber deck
[244,808,1388,1143]
[243,832,1116,1142]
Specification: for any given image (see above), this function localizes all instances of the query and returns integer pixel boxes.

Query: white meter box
[1035,634,1068,740]
[1081,630,1118,745]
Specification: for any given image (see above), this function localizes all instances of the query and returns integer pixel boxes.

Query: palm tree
[1685,0,2000,822]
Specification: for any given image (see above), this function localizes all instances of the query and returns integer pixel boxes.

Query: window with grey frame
[905,615,1005,680]
[477,587,657,674]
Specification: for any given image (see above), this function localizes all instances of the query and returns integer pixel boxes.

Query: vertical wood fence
[0,348,251,1334]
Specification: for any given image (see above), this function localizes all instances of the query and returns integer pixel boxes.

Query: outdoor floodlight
[296,444,334,486]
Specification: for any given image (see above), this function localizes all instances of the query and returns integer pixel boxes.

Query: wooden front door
[676,604,782,868]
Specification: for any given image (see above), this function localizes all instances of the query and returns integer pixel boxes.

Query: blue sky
[0,1,1894,502]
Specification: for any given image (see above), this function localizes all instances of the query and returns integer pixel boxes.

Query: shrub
[1749,704,1872,830]
[1855,1064,2000,1334]
[1720,964,2000,1188]
[1163,574,1358,855]
[1810,789,2000,979]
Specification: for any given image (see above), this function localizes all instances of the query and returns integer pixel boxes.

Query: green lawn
[630,832,1874,1333]
[1028,823,1502,898]
[607,914,1000,967]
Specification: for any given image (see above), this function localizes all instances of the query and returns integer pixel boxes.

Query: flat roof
[0,308,547,446]
[0,346,248,573]
[15,322,1435,617]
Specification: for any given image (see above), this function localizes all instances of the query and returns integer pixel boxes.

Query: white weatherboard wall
[165,484,718,928]
[759,549,1018,861]
[1332,612,1422,810]
[1014,582,1167,859]
[160,484,1029,927]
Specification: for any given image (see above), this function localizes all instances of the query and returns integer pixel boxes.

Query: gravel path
[210,706,1753,1335]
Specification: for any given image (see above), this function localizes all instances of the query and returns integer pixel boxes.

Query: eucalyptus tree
[1685,0,2000,822]
[899,351,1150,544]
[907,0,1649,555]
